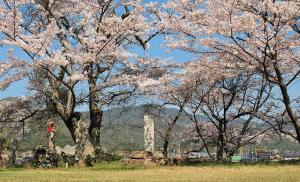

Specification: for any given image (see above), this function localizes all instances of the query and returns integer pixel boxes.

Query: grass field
[1,162,300,182]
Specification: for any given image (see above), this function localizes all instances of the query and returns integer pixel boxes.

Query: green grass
[1,161,300,182]
[93,161,146,171]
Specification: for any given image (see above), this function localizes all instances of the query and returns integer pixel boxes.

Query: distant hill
[20,105,191,152]
[19,105,300,153]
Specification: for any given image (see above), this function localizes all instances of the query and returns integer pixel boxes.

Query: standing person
[47,119,56,153]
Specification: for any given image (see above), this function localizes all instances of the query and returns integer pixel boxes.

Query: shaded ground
[1,162,300,182]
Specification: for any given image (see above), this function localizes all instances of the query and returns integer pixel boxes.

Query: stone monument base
[123,151,167,166]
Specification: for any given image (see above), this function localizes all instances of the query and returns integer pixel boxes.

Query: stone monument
[144,113,155,152]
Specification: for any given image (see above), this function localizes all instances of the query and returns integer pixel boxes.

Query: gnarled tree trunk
[216,120,225,161]
[88,64,104,158]
[65,112,95,164]
[49,74,96,163]
[88,108,103,158]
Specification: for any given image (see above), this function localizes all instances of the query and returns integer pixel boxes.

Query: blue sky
[1,0,300,103]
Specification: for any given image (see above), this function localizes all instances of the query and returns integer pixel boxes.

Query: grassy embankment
[1,161,300,182]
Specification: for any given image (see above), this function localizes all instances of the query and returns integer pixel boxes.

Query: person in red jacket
[48,121,56,133]
[47,119,56,153]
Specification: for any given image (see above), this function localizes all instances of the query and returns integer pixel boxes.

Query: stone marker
[144,114,155,152]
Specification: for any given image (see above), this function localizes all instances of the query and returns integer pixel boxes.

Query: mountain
[19,105,300,153]
[19,106,191,152]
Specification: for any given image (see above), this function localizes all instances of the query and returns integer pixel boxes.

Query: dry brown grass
[1,163,300,182]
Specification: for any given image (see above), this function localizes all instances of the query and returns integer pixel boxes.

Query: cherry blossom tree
[167,59,272,161]
[148,84,191,157]
[160,0,300,144]
[137,49,269,160]
[189,73,272,160]
[135,59,192,156]
[0,96,38,132]
[0,96,38,165]
[0,0,159,161]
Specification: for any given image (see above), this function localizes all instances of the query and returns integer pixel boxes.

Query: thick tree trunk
[216,122,224,161]
[216,142,224,161]
[162,140,169,158]
[88,64,103,158]
[89,108,103,158]
[162,124,171,157]
[48,67,98,163]
[64,112,95,163]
